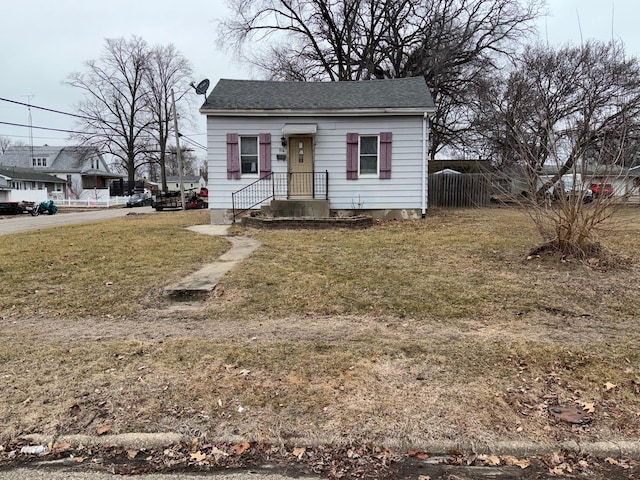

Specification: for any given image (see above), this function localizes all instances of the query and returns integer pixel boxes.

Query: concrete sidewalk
[164,225,261,295]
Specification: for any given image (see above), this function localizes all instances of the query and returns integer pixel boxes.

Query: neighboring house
[0,146,121,200]
[165,175,206,192]
[0,166,67,203]
[200,77,436,223]
[508,163,638,197]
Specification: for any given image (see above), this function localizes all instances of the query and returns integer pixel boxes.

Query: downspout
[422,112,429,218]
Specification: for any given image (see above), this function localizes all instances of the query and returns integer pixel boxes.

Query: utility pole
[171,89,186,211]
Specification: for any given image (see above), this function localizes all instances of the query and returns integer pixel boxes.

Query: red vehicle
[589,182,614,198]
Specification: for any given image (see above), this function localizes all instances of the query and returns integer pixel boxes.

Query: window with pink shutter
[259,133,271,177]
[226,133,240,180]
[379,132,392,179]
[346,133,359,180]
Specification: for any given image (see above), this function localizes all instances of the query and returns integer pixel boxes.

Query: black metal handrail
[231,171,328,222]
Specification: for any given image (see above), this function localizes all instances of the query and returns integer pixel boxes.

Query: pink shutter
[346,133,359,180]
[259,133,272,177]
[226,133,240,180]
[379,132,392,179]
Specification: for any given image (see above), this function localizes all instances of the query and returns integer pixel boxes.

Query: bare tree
[471,41,640,257]
[0,136,26,155]
[219,0,543,158]
[166,146,197,177]
[145,43,194,192]
[67,37,154,191]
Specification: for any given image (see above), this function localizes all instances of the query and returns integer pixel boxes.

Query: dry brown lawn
[1,207,639,451]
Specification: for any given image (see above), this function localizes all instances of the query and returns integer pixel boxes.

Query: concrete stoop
[267,199,330,218]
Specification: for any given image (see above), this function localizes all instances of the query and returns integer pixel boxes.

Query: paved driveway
[0,207,155,236]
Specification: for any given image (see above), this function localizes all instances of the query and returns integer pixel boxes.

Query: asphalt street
[0,206,154,236]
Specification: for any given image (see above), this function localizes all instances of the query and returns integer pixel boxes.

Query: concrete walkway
[164,225,261,295]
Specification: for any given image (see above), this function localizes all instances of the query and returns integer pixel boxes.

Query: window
[32,158,37,167]
[240,136,258,174]
[42,158,47,167]
[359,136,378,175]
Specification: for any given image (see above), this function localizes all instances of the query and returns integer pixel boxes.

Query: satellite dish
[194,79,210,96]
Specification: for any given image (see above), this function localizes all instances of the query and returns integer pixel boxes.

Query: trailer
[154,188,208,211]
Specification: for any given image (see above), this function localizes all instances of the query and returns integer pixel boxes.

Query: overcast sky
[0,0,637,158]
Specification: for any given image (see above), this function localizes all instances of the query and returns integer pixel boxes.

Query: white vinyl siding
[207,115,425,211]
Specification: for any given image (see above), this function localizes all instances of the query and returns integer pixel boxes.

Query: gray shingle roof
[201,77,435,112]
[0,166,67,183]
[0,146,108,173]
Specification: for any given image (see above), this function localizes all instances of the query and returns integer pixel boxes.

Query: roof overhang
[282,124,318,135]
[199,107,437,117]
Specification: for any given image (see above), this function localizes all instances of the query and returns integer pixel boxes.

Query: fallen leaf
[604,382,617,391]
[75,457,85,463]
[96,424,112,435]
[418,476,431,480]
[482,455,501,466]
[231,442,250,455]
[53,441,72,452]
[127,450,138,460]
[576,400,596,413]
[503,455,530,469]
[190,451,207,462]
[605,457,618,465]
[292,447,306,459]
[408,450,430,460]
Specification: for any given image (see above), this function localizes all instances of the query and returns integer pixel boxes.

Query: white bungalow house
[199,77,436,224]
[165,175,206,193]
[0,166,67,203]
[0,146,121,201]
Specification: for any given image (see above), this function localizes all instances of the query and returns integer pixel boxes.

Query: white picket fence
[51,196,131,208]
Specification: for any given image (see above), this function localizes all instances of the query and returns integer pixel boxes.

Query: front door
[288,136,314,198]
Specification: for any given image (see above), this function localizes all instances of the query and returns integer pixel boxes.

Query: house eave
[199,107,437,117]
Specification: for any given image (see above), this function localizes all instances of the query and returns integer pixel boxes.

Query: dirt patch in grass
[1,207,640,450]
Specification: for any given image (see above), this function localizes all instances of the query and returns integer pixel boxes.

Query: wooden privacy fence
[428,173,492,208]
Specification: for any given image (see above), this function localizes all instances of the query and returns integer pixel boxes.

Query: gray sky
[0,0,638,156]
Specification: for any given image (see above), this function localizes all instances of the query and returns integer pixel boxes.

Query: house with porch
[0,146,121,201]
[200,77,436,224]
[0,166,68,203]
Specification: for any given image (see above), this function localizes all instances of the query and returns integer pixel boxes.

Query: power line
[179,134,207,151]
[0,96,92,120]
[0,121,86,135]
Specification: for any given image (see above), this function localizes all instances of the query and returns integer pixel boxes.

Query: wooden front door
[288,136,314,198]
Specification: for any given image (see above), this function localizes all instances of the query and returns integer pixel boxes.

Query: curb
[402,440,640,459]
[20,433,183,450]
[18,434,640,459]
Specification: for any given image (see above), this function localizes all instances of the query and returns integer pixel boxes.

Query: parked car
[126,192,153,208]
[552,178,593,203]
[589,182,614,198]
